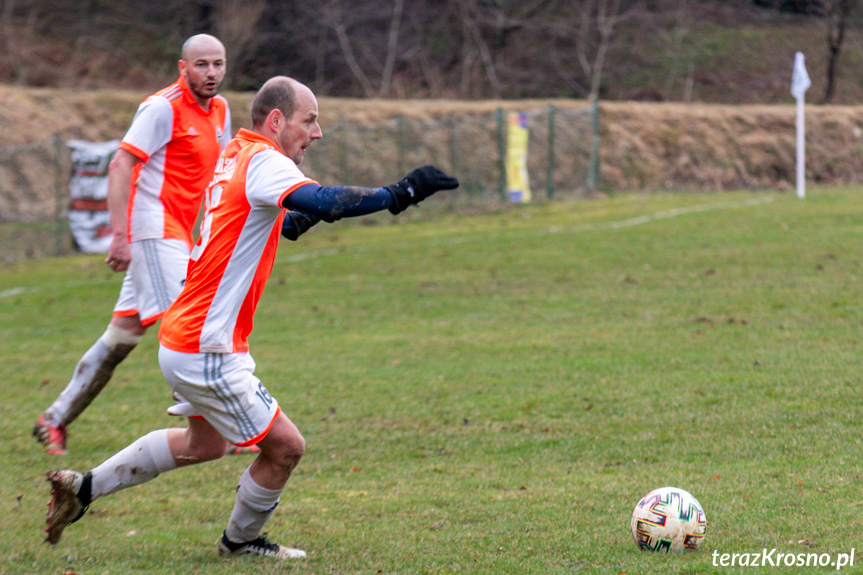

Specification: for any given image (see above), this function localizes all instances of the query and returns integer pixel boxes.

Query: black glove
[385,166,459,215]
[281,210,321,241]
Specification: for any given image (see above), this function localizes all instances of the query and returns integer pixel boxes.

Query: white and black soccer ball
[630,486,707,552]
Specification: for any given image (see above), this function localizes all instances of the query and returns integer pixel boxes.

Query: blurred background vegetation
[3,0,863,104]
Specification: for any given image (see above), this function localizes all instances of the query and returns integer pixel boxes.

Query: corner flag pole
[791,52,811,199]
[796,92,805,199]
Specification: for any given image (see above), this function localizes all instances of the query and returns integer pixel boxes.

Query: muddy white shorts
[158,345,281,446]
[113,238,190,326]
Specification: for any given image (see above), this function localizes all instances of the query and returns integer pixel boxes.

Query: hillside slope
[1,1,860,104]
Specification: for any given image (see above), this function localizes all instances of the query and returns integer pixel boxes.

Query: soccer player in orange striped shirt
[34,35,231,455]
[45,76,458,560]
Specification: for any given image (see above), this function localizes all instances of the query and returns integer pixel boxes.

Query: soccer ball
[630,486,707,552]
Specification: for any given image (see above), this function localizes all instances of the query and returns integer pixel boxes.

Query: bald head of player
[178,34,226,109]
[251,76,322,165]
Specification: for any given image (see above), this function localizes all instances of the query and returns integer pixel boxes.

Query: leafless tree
[1,0,16,80]
[325,2,377,98]
[547,0,640,100]
[404,12,444,98]
[580,0,624,101]
[213,0,266,90]
[379,0,404,97]
[455,0,503,98]
[322,0,406,98]
[821,0,856,103]
[1,0,38,85]
[662,0,692,101]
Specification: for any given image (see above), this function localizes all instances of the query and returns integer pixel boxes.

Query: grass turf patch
[2,187,861,574]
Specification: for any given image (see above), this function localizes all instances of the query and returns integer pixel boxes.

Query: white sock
[225,467,283,543]
[45,325,141,425]
[90,429,176,500]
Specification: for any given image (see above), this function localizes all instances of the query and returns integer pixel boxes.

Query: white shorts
[158,346,281,446]
[113,238,190,326]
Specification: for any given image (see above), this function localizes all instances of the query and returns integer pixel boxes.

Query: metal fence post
[396,114,404,176]
[53,133,64,256]
[546,104,555,199]
[449,116,460,194]
[586,97,601,191]
[497,107,507,200]
[336,118,347,182]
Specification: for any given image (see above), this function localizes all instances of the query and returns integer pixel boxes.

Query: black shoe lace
[247,533,279,555]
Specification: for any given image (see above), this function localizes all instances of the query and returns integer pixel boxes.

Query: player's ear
[177,59,186,77]
[266,108,284,131]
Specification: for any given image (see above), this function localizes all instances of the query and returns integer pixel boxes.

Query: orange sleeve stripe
[139,310,165,327]
[112,309,139,319]
[113,309,163,326]
[278,179,319,207]
[118,141,150,163]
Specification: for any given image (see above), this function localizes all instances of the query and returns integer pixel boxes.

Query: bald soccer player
[45,75,458,561]
[34,34,233,455]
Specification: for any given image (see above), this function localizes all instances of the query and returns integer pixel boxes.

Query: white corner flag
[791,52,811,198]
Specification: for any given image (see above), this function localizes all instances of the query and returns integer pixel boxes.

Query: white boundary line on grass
[559,194,776,234]
[280,193,777,260]
[1,195,776,298]
[0,277,116,299]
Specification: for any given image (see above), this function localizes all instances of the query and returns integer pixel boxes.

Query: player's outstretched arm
[281,166,459,233]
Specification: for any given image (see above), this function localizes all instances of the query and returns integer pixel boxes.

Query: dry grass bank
[3,84,863,225]
[601,102,863,191]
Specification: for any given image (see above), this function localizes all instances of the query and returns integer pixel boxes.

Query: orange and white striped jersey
[119,76,231,248]
[158,129,317,354]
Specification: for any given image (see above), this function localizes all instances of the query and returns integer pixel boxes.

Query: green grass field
[2,187,861,574]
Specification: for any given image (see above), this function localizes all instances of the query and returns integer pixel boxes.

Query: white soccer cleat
[218,531,307,559]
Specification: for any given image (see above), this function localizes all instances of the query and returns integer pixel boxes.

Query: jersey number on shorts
[256,382,274,407]
[191,184,224,261]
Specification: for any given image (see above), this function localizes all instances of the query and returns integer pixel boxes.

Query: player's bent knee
[274,429,305,461]
[257,413,305,469]
[200,440,229,462]
[263,430,305,469]
[285,432,305,460]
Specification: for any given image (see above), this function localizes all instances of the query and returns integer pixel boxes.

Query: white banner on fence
[66,139,119,253]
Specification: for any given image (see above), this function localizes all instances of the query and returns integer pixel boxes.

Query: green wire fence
[0,102,600,262]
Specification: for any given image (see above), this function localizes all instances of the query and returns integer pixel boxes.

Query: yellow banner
[506,112,531,203]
